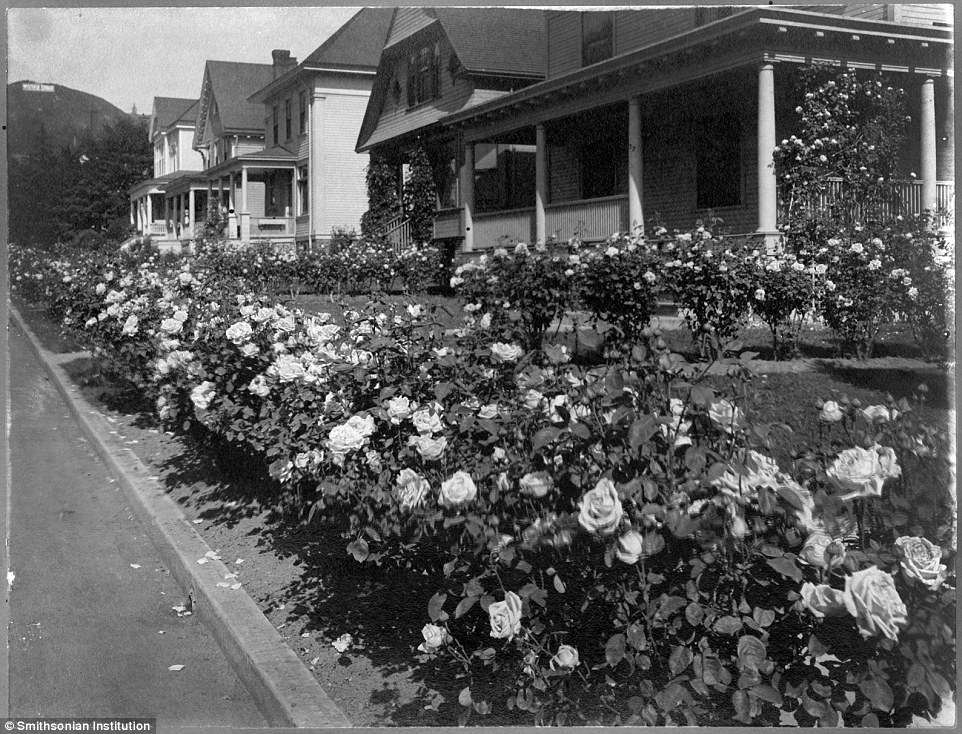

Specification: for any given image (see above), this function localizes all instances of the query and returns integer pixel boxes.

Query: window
[696,111,742,208]
[272,105,279,145]
[474,142,536,212]
[580,133,626,199]
[285,99,292,140]
[298,91,306,133]
[297,166,309,214]
[406,42,441,107]
[581,12,613,66]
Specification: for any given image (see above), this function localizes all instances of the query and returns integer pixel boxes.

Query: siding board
[386,7,436,48]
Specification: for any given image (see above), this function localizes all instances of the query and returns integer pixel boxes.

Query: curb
[9,306,351,729]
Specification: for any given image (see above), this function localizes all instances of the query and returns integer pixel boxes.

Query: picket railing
[382,216,412,253]
[783,178,954,227]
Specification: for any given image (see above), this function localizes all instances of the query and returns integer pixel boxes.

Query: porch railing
[782,179,954,226]
[432,208,462,240]
[381,215,412,254]
[252,216,294,236]
[474,207,535,246]
[147,222,168,236]
[546,194,628,242]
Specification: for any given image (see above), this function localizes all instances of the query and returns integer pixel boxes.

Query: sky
[8,6,363,113]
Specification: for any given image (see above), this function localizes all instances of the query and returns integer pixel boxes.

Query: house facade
[246,7,393,248]
[129,97,202,240]
[358,4,953,252]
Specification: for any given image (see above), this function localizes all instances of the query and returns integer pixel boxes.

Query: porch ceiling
[445,6,952,142]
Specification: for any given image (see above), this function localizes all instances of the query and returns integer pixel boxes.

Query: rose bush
[9,229,954,726]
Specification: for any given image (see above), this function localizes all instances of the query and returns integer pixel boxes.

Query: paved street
[5,321,267,726]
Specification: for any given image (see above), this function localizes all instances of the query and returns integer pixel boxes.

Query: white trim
[302,66,376,76]
[309,87,372,98]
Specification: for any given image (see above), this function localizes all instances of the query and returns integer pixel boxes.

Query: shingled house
[358,5,953,252]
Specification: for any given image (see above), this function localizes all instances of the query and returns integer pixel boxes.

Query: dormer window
[407,42,441,107]
[581,12,613,66]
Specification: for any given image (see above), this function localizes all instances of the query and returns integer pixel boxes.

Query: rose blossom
[708,399,744,432]
[519,471,552,498]
[827,445,900,500]
[488,591,523,640]
[842,566,908,641]
[894,536,947,590]
[490,342,524,363]
[578,478,623,535]
[713,450,781,498]
[248,375,270,398]
[272,354,306,383]
[408,434,447,461]
[522,389,544,410]
[478,403,500,420]
[396,468,430,510]
[159,317,183,335]
[327,421,370,461]
[819,400,844,422]
[799,582,848,618]
[411,406,444,434]
[439,471,477,506]
[345,413,375,438]
[386,396,416,424]
[121,314,139,336]
[615,530,644,564]
[861,404,897,423]
[225,321,253,344]
[306,322,340,344]
[240,342,259,358]
[799,531,846,569]
[418,623,449,653]
[190,381,215,411]
[550,644,579,670]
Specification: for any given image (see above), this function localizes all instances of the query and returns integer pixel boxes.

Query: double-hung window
[406,43,441,107]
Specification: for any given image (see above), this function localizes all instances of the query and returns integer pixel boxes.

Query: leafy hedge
[10,240,955,726]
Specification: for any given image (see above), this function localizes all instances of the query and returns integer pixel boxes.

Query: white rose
[861,405,895,423]
[272,354,306,383]
[386,396,416,424]
[408,434,447,461]
[550,644,579,671]
[121,314,139,336]
[577,478,623,535]
[95,283,107,295]
[713,450,782,498]
[411,407,444,435]
[439,471,477,506]
[190,381,215,411]
[799,582,848,619]
[173,310,189,323]
[708,399,744,433]
[160,318,183,335]
[327,421,369,460]
[488,591,522,640]
[478,403,500,420]
[819,400,844,422]
[827,445,900,501]
[519,472,552,498]
[345,413,375,438]
[894,536,947,590]
[843,566,908,641]
[522,389,544,410]
[615,530,644,564]
[240,343,259,358]
[248,375,270,398]
[396,468,430,510]
[490,342,524,363]
[225,321,253,344]
[417,623,449,653]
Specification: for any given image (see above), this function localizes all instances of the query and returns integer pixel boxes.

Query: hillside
[8,80,130,160]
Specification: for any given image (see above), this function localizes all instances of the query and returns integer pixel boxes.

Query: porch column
[188,188,196,238]
[535,124,547,244]
[627,96,644,236]
[291,168,297,223]
[756,62,779,251]
[136,199,143,233]
[174,196,181,238]
[227,173,237,239]
[129,201,135,228]
[460,142,475,251]
[146,194,153,231]
[920,77,938,217]
[240,166,251,242]
[163,196,169,236]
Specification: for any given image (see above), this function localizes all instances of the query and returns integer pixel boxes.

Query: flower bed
[10,239,956,726]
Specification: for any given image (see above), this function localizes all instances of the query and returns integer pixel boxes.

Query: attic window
[581,12,613,67]
[407,43,441,107]
[448,55,463,83]
[391,77,402,105]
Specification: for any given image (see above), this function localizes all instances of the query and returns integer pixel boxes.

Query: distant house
[355,7,547,248]
[129,96,202,239]
[359,4,953,252]
[246,7,393,248]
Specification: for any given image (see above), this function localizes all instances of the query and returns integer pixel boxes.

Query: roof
[206,60,275,132]
[153,97,198,130]
[432,8,545,77]
[303,7,393,70]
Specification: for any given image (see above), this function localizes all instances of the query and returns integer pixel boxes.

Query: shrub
[745,252,817,359]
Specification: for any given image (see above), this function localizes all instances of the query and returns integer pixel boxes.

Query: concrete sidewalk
[6,321,267,726]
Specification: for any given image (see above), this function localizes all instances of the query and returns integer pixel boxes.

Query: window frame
[297,165,309,215]
[284,98,292,140]
[406,41,442,108]
[272,105,279,145]
[298,91,306,133]
[581,12,614,67]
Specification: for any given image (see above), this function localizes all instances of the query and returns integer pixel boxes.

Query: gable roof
[431,8,545,78]
[205,60,275,132]
[356,7,547,152]
[303,7,394,71]
[153,97,198,130]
